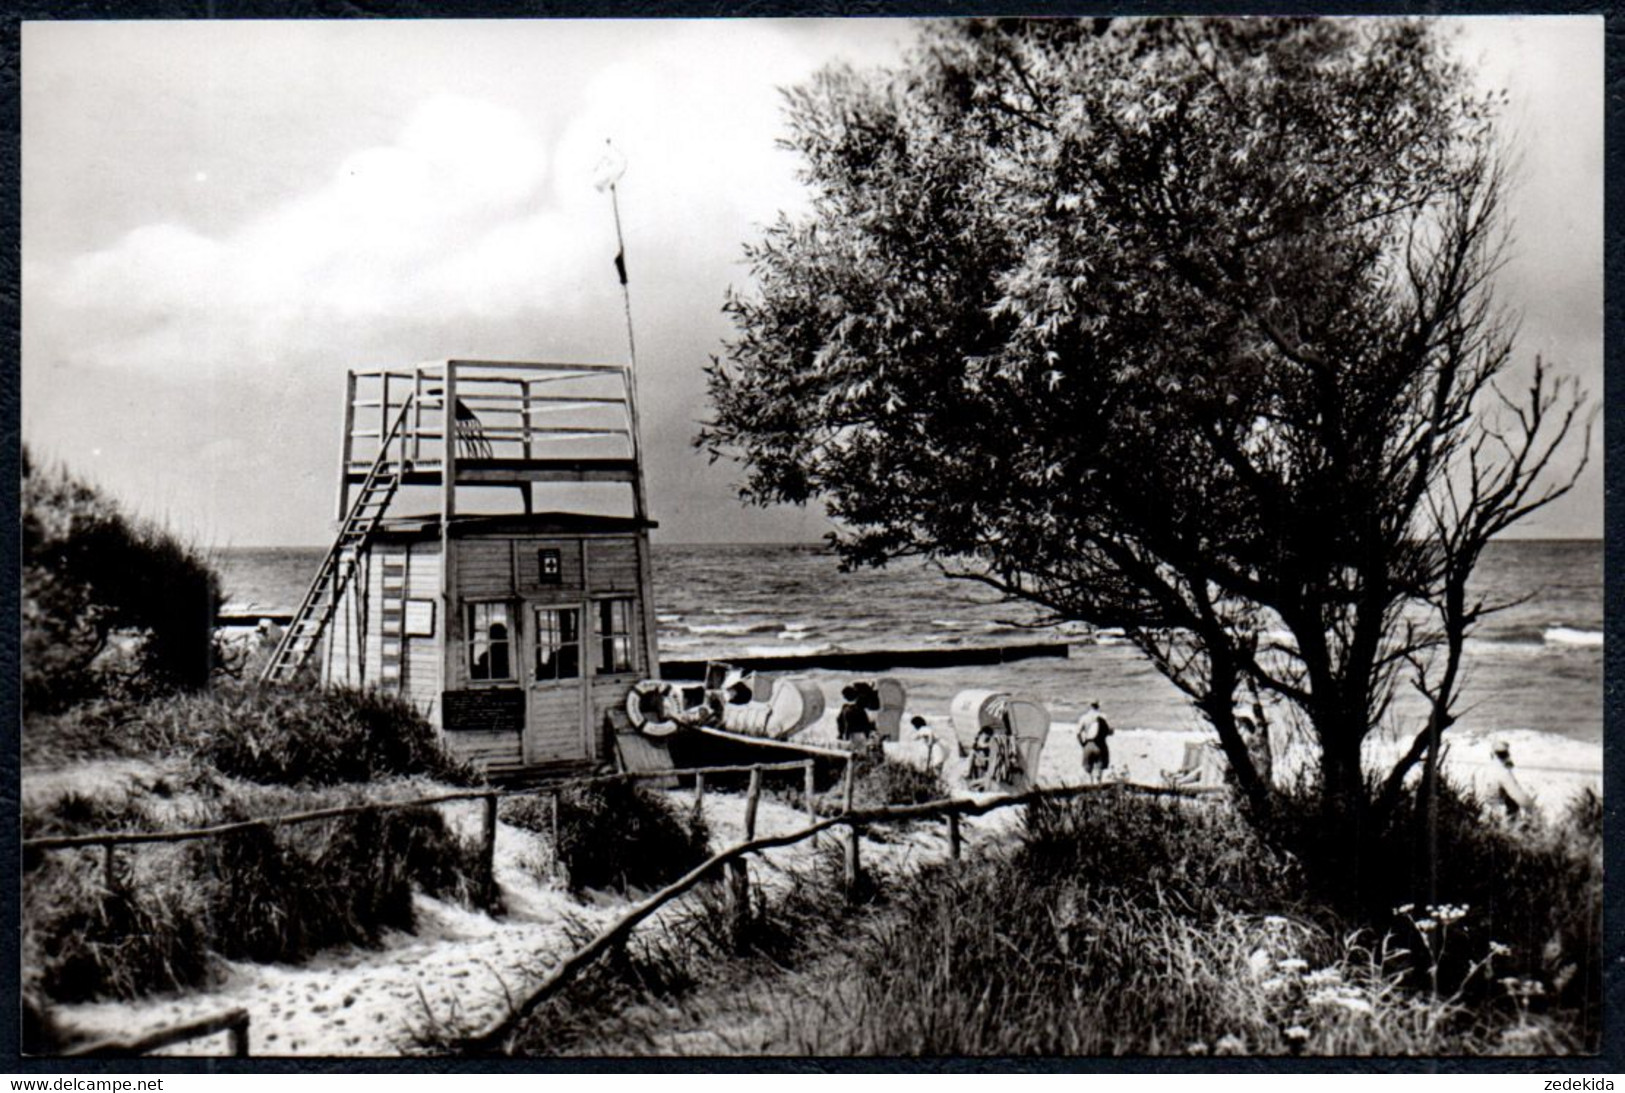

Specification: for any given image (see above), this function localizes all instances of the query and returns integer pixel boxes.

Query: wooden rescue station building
[261,359,661,777]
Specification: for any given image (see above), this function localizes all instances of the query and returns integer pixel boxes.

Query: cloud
[33,93,591,376]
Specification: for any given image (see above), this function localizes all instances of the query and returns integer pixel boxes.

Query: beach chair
[1161,740,1227,791]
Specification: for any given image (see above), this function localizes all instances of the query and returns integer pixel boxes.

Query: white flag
[592,140,627,193]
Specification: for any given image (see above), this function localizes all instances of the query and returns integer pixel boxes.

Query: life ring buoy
[626,680,682,738]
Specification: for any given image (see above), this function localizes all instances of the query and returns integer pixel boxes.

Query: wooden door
[524,600,590,764]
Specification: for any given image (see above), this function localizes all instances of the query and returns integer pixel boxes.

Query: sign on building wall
[442,688,525,733]
[404,599,436,636]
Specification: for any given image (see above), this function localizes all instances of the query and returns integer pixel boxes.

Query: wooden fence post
[729,767,762,947]
[548,791,561,882]
[694,772,706,813]
[948,811,961,862]
[842,757,860,898]
[103,843,116,892]
[743,766,762,839]
[229,1013,250,1057]
[803,759,817,846]
[480,791,499,906]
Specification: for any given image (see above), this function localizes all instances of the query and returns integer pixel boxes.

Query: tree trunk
[1316,725,1371,903]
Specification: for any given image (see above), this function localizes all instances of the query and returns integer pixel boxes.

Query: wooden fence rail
[60,1008,250,1059]
[455,778,1220,1054]
[22,759,827,853]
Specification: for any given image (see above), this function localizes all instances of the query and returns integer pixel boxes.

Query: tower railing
[336,360,641,520]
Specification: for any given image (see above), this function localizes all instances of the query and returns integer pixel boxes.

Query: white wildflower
[1215,1034,1247,1055]
[1277,957,1309,973]
[1284,1025,1311,1041]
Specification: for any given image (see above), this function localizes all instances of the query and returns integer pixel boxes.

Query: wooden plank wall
[446,728,524,773]
[401,545,442,720]
[323,552,367,688]
[526,685,585,765]
[585,539,638,593]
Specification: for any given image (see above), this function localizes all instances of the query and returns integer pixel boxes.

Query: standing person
[1077,701,1112,783]
[1238,711,1274,789]
[837,684,873,746]
[1488,740,1536,825]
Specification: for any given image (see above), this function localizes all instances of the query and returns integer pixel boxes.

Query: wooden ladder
[259,398,416,685]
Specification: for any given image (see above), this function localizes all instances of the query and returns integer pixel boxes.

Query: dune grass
[501,779,711,895]
[24,794,488,1005]
[23,682,489,1006]
[473,781,1596,1057]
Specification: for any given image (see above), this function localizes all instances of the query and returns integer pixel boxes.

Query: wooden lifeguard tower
[261,359,660,777]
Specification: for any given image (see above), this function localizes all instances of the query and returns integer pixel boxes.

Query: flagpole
[608,180,638,374]
[599,143,661,679]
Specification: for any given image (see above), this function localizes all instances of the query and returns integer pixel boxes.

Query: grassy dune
[484,781,1599,1057]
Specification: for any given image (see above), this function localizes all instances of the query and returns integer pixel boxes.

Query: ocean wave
[656,635,711,649]
[1544,626,1603,648]
[741,642,836,658]
[682,621,781,636]
[656,613,684,624]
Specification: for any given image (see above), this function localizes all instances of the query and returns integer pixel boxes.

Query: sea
[216,539,1603,749]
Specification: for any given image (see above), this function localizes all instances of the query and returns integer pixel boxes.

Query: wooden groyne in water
[218,611,1076,677]
[660,640,1073,677]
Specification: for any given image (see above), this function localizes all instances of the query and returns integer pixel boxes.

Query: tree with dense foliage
[700,18,1589,883]
[22,448,222,713]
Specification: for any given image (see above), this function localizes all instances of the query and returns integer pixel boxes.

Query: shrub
[503,780,710,894]
[148,682,474,787]
[850,749,947,808]
[743,793,1583,1056]
[1264,778,1603,1047]
[23,450,221,714]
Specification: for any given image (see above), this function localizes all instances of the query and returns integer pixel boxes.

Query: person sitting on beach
[967,724,996,786]
[1162,739,1224,790]
[912,715,947,773]
[255,618,284,651]
[1488,740,1537,826]
[1077,701,1112,783]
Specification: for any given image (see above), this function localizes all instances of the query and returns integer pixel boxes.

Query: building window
[538,549,562,584]
[467,602,515,682]
[534,606,581,681]
[597,598,636,675]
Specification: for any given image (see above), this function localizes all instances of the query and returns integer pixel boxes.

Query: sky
[21,16,1603,547]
